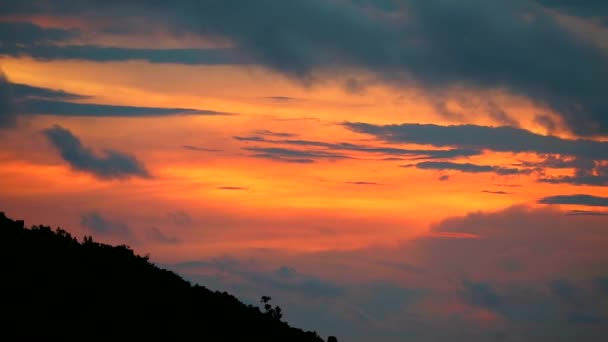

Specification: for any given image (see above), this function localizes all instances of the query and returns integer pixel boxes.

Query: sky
[1,1,608,341]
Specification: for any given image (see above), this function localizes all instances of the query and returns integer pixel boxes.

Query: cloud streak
[538,194,608,207]
[413,161,530,176]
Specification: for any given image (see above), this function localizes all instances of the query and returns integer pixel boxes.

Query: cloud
[11,82,90,101]
[0,21,77,46]
[345,181,380,186]
[43,125,150,179]
[167,211,192,226]
[462,280,503,310]
[3,44,240,65]
[217,186,247,190]
[4,1,608,135]
[146,227,179,244]
[414,161,530,176]
[346,122,608,185]
[0,71,16,128]
[535,0,608,22]
[21,98,226,117]
[566,210,608,217]
[482,190,511,195]
[538,162,608,186]
[243,146,348,163]
[253,129,297,137]
[81,211,131,237]
[174,260,344,298]
[235,134,481,160]
[6,81,228,118]
[0,22,238,65]
[538,194,608,207]
[182,145,221,152]
[344,123,608,160]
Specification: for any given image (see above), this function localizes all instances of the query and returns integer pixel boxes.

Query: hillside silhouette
[0,212,337,341]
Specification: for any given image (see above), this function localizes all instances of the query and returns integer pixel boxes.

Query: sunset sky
[1,1,608,341]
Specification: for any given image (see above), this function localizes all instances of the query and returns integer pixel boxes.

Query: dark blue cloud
[462,281,503,310]
[235,134,481,160]
[81,211,131,237]
[0,21,77,46]
[3,44,240,65]
[414,161,530,176]
[146,227,179,244]
[243,146,348,163]
[538,194,608,207]
[7,81,228,117]
[43,125,150,179]
[344,123,608,160]
[0,71,15,128]
[0,22,239,65]
[566,210,608,217]
[347,123,608,185]
[11,82,90,101]
[3,1,608,135]
[21,98,225,117]
[535,0,608,22]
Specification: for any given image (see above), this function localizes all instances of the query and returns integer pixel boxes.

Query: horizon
[1,1,607,341]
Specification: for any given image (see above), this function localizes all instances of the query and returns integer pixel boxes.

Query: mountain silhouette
[0,212,338,341]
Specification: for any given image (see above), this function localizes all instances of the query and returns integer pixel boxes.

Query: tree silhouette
[0,212,330,341]
[261,295,283,320]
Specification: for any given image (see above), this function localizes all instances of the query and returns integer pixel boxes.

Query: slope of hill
[0,212,336,341]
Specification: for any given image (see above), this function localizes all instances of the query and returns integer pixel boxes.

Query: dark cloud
[235,134,481,160]
[539,162,608,186]
[0,21,77,46]
[81,211,131,237]
[550,279,584,304]
[262,97,298,103]
[182,145,221,152]
[21,98,226,117]
[243,146,348,163]
[5,81,228,118]
[534,114,558,134]
[175,260,344,298]
[438,175,450,182]
[4,1,608,135]
[146,227,179,244]
[344,123,608,160]
[482,190,511,195]
[253,129,297,137]
[11,82,90,101]
[535,0,608,21]
[462,280,503,310]
[167,211,193,226]
[348,122,608,185]
[566,210,608,217]
[0,22,239,65]
[0,71,16,128]
[43,125,150,179]
[538,194,608,207]
[414,161,530,176]
[595,277,608,294]
[217,186,247,190]
[345,181,379,185]
[3,44,239,65]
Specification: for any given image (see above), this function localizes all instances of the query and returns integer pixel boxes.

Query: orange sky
[1,6,608,341]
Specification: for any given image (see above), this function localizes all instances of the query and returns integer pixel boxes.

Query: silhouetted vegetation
[0,212,336,341]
